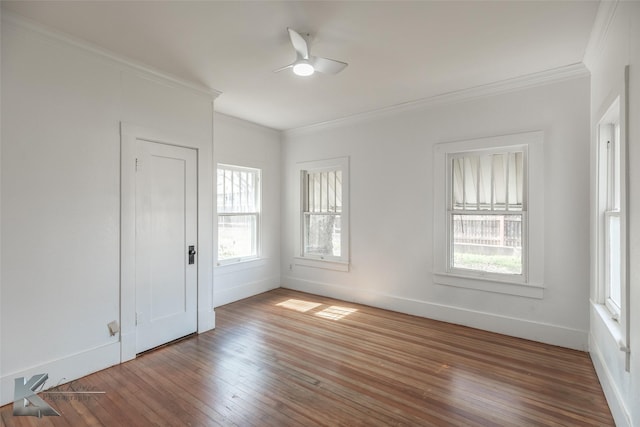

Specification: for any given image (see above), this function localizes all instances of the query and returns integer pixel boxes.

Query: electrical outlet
[107,320,120,336]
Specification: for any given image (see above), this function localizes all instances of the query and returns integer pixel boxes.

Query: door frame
[120,122,215,362]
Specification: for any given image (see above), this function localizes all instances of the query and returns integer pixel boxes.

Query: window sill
[592,302,628,353]
[293,257,350,272]
[215,257,266,273]
[433,272,544,299]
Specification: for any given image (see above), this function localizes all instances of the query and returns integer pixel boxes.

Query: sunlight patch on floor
[315,306,358,320]
[276,299,322,312]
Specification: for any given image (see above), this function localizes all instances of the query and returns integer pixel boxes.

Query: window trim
[215,163,261,266]
[598,108,623,321]
[295,157,350,270]
[594,86,629,366]
[433,131,544,298]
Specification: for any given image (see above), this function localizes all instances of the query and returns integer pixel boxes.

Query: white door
[135,140,198,353]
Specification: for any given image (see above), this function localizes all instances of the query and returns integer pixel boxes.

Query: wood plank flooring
[1,289,614,426]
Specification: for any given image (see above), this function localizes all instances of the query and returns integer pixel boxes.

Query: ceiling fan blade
[287,28,309,60]
[311,56,348,74]
[273,63,294,73]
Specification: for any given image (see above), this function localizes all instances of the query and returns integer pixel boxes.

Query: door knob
[188,245,196,264]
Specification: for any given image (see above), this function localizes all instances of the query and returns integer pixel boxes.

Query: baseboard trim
[589,334,632,426]
[214,276,280,307]
[0,342,120,407]
[282,276,588,351]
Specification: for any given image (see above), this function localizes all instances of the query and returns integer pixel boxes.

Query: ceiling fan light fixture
[292,61,314,77]
[274,28,347,77]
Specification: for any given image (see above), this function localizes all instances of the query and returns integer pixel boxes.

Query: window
[603,121,621,318]
[433,132,543,298]
[296,157,349,269]
[597,97,625,321]
[450,150,525,278]
[216,164,260,264]
[303,169,342,258]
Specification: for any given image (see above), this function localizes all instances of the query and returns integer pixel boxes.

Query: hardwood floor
[1,288,613,426]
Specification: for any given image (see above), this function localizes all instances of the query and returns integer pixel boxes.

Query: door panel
[135,140,197,353]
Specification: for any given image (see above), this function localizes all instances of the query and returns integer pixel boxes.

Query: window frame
[596,96,627,327]
[294,157,350,271]
[433,132,544,299]
[215,163,261,266]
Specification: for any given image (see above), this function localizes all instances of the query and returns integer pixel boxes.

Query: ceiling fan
[275,28,348,77]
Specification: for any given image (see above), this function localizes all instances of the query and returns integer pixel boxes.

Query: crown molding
[583,0,619,69]
[284,63,589,137]
[1,11,222,100]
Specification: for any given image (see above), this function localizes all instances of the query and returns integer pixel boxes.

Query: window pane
[240,171,247,210]
[224,169,233,212]
[327,170,336,212]
[218,166,259,214]
[305,169,343,214]
[218,214,257,261]
[507,152,523,210]
[304,214,341,257]
[607,214,621,308]
[463,156,478,209]
[608,126,621,211]
[217,169,224,210]
[452,151,523,212]
[452,157,464,210]
[321,172,328,212]
[478,154,492,209]
[246,172,255,212]
[232,170,241,210]
[452,214,522,275]
[335,170,343,212]
[492,154,507,210]
[306,172,312,211]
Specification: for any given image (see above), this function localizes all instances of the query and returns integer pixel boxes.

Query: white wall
[0,17,215,405]
[0,1,628,418]
[586,2,640,426]
[282,75,591,351]
[213,113,281,306]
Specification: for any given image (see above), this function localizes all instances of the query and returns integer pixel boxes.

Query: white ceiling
[2,1,599,130]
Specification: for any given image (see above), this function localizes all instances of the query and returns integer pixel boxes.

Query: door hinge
[135,158,140,172]
[135,312,138,325]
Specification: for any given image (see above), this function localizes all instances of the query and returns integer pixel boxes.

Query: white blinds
[452,151,523,211]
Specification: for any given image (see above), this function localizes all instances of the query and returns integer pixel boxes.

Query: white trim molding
[434,273,544,299]
[591,66,630,370]
[0,342,120,407]
[293,257,350,272]
[285,64,588,135]
[282,277,587,351]
[590,301,632,427]
[213,276,280,308]
[583,0,620,69]
[1,11,221,100]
